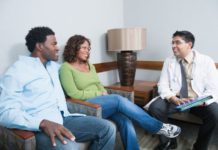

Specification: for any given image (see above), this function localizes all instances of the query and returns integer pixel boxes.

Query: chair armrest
[0,126,35,150]
[105,87,134,103]
[66,98,102,118]
[12,129,35,139]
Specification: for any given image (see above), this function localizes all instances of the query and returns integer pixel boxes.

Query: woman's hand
[40,119,75,147]
[102,91,108,96]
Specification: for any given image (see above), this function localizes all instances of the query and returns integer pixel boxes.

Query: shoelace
[167,126,174,135]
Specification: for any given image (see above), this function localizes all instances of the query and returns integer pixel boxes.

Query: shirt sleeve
[200,58,218,104]
[158,59,176,99]
[59,65,102,100]
[0,75,43,131]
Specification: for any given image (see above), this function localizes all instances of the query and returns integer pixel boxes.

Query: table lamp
[107,27,146,86]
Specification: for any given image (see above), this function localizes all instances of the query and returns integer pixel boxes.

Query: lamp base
[117,51,136,86]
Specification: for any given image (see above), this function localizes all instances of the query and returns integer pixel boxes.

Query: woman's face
[76,40,90,62]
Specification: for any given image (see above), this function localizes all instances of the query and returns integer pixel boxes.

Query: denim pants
[35,115,116,150]
[87,94,163,150]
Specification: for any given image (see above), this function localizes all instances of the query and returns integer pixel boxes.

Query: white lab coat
[145,50,218,110]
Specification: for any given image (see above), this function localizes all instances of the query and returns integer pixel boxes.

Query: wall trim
[94,60,218,72]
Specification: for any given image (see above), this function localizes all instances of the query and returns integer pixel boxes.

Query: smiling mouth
[84,53,89,57]
[173,48,178,52]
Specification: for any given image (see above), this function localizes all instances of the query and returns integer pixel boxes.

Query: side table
[105,80,157,106]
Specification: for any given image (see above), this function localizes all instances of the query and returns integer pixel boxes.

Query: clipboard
[176,95,213,111]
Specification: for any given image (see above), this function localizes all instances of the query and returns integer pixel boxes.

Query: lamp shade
[107,27,146,51]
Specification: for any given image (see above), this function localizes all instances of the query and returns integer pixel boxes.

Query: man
[0,26,115,150]
[148,31,218,150]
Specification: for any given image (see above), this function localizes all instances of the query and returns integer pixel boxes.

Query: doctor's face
[172,36,192,59]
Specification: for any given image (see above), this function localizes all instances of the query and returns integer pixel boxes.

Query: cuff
[30,118,44,131]
[165,96,172,101]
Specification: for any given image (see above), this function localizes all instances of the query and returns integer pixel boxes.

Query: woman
[59,35,181,150]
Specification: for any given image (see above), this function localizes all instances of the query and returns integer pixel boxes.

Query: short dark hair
[63,35,90,63]
[25,26,55,52]
[173,31,195,48]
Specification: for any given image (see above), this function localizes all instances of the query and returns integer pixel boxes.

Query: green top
[59,62,107,100]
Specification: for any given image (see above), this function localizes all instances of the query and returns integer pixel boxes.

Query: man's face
[172,36,192,58]
[40,35,59,62]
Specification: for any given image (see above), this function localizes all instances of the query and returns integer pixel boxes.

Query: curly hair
[25,26,55,52]
[63,35,91,63]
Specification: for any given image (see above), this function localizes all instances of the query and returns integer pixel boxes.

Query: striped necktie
[179,60,188,98]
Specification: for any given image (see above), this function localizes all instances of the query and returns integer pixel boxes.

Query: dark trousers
[148,97,218,150]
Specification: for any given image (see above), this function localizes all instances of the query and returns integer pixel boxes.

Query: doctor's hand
[40,119,75,147]
[169,96,192,105]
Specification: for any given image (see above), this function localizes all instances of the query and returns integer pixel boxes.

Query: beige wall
[0,0,124,84]
[124,0,218,81]
[1,0,218,84]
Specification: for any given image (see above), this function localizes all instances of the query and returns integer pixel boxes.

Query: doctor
[148,31,218,150]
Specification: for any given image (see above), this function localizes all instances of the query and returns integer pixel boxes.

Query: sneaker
[156,123,181,138]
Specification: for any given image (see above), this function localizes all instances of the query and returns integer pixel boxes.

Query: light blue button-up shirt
[0,56,74,131]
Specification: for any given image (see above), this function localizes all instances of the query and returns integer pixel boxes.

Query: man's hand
[169,96,192,105]
[40,119,75,147]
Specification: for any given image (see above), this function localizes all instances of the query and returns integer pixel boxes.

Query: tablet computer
[176,95,213,111]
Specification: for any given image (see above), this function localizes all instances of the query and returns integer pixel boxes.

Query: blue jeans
[87,94,163,150]
[35,116,116,150]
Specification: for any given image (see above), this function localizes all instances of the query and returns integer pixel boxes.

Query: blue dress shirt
[0,56,74,131]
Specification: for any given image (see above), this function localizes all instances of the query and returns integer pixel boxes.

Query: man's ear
[188,42,193,48]
[35,43,43,51]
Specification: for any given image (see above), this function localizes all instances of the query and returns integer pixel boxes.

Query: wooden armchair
[0,88,133,150]
[0,127,35,150]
